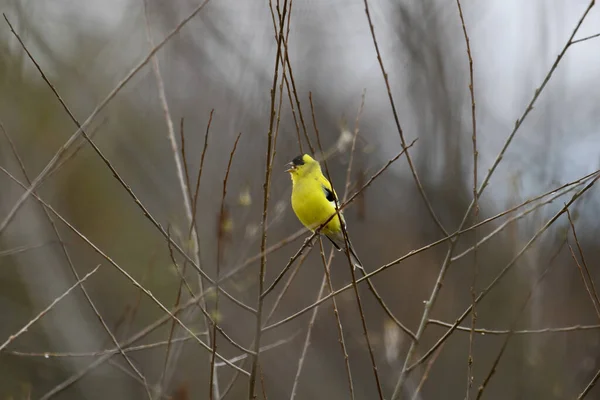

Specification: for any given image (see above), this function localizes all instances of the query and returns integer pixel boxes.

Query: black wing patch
[323,185,336,203]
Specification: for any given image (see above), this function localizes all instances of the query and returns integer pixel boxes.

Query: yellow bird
[286,154,363,270]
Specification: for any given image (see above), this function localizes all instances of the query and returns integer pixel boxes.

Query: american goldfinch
[286,154,363,270]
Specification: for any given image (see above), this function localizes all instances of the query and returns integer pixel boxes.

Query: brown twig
[455,0,478,397]
[0,266,100,351]
[343,90,366,202]
[180,117,193,205]
[190,109,214,236]
[210,132,242,398]
[5,335,202,358]
[428,321,600,335]
[0,242,55,257]
[571,32,600,45]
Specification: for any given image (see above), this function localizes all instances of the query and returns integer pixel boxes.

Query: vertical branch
[190,109,214,236]
[343,90,366,202]
[179,117,193,205]
[248,0,289,396]
[309,93,384,399]
[455,0,478,397]
[210,132,242,399]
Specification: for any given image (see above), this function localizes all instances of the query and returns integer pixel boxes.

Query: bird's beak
[284,162,295,173]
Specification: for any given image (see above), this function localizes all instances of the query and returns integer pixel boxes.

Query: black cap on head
[292,155,305,166]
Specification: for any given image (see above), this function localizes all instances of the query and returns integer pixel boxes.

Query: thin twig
[428,320,600,335]
[180,117,193,206]
[0,266,100,351]
[571,32,600,45]
[0,242,55,257]
[210,132,242,398]
[5,336,203,358]
[455,0,478,397]
[191,109,213,235]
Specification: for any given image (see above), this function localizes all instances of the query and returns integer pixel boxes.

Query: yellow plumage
[286,154,363,270]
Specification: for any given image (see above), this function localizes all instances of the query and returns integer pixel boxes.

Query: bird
[286,154,364,271]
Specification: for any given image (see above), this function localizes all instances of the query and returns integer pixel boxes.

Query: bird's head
[285,154,320,179]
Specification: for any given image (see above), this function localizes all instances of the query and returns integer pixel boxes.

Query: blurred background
[1,0,600,399]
